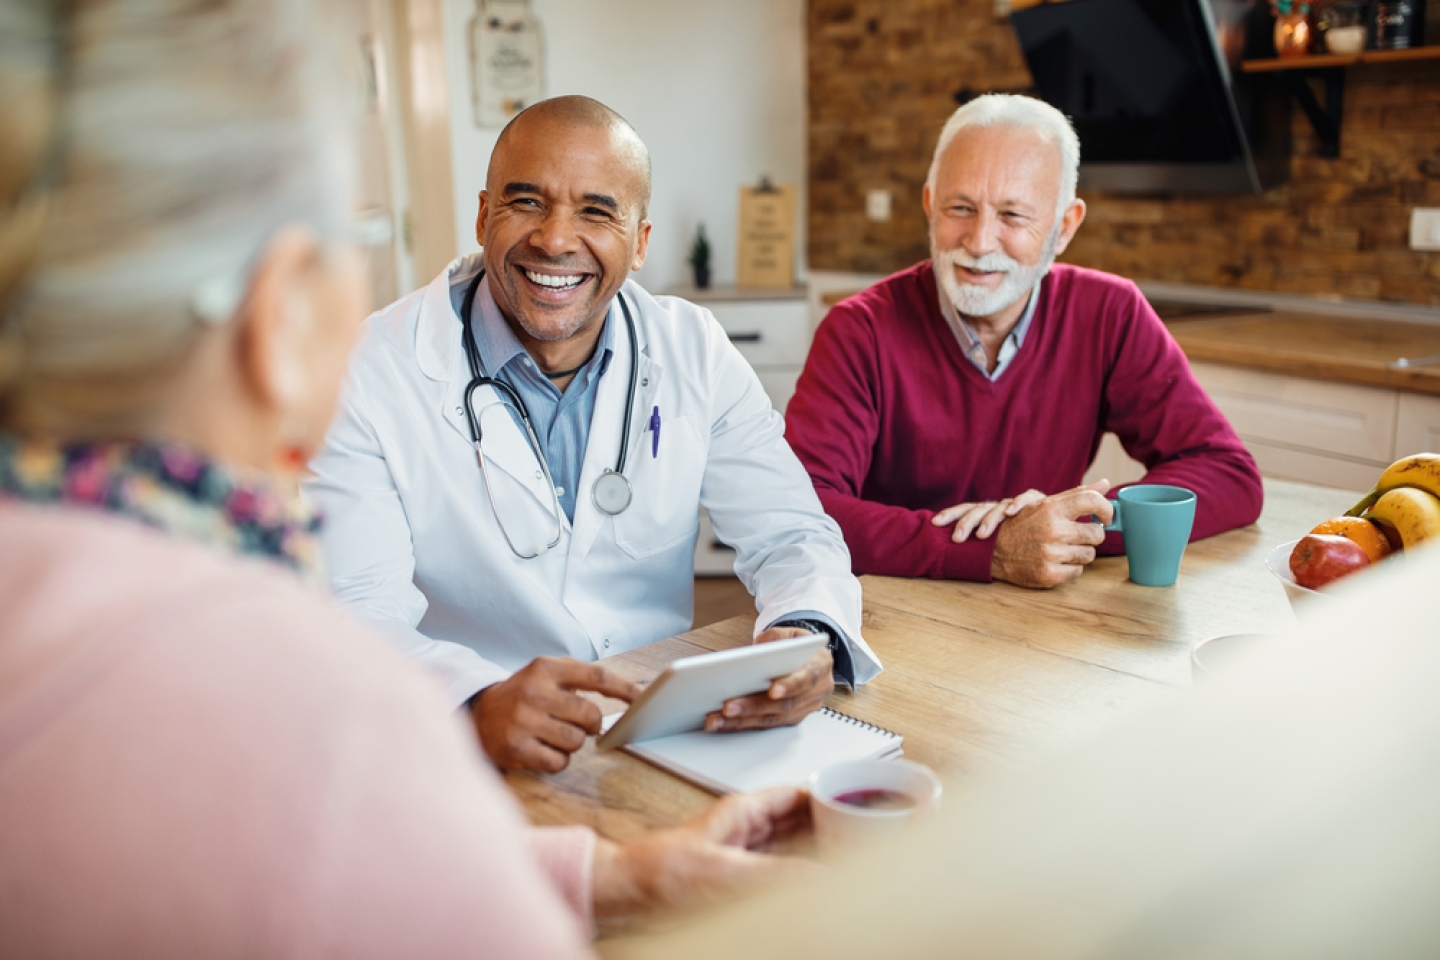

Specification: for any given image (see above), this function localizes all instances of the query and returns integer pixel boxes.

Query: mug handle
[1099,499,1122,532]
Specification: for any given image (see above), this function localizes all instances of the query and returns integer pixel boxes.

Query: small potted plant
[688,223,712,290]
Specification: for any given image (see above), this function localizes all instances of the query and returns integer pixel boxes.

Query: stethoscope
[459,267,639,559]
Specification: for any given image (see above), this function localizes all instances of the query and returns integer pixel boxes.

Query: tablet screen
[597,634,827,749]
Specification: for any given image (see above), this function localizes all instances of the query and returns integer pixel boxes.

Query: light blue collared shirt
[937,281,1042,380]
[453,273,616,523]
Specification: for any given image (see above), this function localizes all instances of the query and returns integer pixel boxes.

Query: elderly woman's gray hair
[0,0,354,434]
[926,94,1081,222]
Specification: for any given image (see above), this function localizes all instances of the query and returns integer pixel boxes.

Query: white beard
[933,230,1059,320]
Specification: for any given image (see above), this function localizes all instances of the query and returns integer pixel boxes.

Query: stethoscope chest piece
[592,469,633,516]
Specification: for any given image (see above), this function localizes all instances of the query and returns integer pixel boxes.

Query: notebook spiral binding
[819,707,900,739]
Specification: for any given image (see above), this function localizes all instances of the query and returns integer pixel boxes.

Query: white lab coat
[306,255,880,707]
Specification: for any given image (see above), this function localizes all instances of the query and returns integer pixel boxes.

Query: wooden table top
[507,479,1360,842]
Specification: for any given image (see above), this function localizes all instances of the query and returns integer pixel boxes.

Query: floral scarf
[0,435,322,579]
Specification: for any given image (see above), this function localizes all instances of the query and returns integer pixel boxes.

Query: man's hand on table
[591,786,817,929]
[990,480,1114,589]
[470,656,639,774]
[704,626,833,733]
[932,488,1047,542]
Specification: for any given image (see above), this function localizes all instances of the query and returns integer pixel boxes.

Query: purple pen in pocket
[650,406,661,457]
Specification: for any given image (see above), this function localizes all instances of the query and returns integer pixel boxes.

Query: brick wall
[808,0,1440,306]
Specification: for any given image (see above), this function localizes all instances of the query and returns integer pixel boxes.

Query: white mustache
[937,248,1021,278]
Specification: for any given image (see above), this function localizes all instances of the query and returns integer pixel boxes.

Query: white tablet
[596,634,827,750]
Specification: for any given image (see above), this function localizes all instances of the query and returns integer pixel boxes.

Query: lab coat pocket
[612,414,706,560]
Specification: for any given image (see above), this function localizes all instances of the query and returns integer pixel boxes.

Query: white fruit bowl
[1265,539,1329,611]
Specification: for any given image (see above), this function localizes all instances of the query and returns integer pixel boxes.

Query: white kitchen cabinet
[1187,361,1435,490]
[681,287,812,575]
[1190,362,1398,464]
[1396,393,1440,455]
[1082,433,1147,487]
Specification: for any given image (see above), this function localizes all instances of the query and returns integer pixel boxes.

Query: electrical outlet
[1411,208,1440,252]
[866,189,892,223]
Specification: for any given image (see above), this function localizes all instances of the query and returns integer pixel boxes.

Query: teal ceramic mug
[1103,485,1197,587]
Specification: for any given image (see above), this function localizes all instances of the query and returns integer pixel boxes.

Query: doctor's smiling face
[477,98,652,355]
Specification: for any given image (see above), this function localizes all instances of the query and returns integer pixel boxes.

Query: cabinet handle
[710,539,736,552]
[727,332,762,343]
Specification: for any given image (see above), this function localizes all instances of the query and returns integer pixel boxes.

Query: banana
[1345,453,1440,517]
[1364,487,1440,550]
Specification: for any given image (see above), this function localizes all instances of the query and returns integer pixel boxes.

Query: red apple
[1289,533,1370,590]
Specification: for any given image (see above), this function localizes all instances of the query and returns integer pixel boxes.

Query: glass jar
[1320,1,1368,53]
[1274,3,1316,56]
[1374,0,1414,48]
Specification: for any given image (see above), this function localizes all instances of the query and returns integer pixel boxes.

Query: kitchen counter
[1165,311,1440,397]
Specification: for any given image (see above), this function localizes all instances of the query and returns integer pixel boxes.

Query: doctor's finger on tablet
[471,657,640,771]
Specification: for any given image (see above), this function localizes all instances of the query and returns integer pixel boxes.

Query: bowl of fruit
[1270,454,1440,609]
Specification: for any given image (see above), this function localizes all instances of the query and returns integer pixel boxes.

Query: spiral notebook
[604,707,903,795]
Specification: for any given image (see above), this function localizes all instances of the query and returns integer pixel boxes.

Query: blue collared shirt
[453,273,616,523]
[936,280,1041,380]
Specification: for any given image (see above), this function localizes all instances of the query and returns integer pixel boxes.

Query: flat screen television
[1010,0,1289,193]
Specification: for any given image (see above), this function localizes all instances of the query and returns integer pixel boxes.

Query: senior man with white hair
[785,95,1262,588]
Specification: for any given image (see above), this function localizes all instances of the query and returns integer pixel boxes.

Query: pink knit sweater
[0,503,595,959]
[785,262,1263,581]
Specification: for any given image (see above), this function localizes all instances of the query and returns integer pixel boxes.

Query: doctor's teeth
[525,269,583,288]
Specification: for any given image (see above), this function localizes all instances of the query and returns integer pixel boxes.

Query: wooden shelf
[1242,45,1440,72]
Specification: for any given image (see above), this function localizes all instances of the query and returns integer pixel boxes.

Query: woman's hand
[591,787,817,931]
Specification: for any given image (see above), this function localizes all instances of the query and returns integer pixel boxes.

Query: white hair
[926,94,1081,221]
[0,0,355,432]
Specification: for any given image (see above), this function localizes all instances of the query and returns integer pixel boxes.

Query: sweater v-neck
[914,262,1046,393]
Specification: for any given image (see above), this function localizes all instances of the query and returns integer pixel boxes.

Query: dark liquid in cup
[831,788,915,811]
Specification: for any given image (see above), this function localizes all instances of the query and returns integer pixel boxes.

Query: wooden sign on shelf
[736,181,796,289]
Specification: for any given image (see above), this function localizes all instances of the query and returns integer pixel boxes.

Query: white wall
[441,0,806,292]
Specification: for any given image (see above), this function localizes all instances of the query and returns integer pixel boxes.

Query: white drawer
[1190,362,1397,464]
[755,366,802,414]
[706,301,811,366]
[1243,440,1388,491]
[1082,433,1146,487]
[693,507,737,576]
[1396,393,1440,456]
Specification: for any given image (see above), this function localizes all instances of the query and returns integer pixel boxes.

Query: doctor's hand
[990,480,1113,589]
[470,657,639,773]
[705,627,833,733]
[932,488,1046,542]
[591,785,817,933]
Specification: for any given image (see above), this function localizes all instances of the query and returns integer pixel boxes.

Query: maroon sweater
[785,262,1263,581]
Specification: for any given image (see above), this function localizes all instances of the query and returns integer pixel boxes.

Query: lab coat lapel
[420,257,556,515]
[467,382,562,516]
[567,306,662,568]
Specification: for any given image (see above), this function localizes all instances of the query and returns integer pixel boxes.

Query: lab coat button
[535,470,543,479]
[603,639,611,649]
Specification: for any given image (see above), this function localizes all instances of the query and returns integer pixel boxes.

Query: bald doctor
[306,97,880,774]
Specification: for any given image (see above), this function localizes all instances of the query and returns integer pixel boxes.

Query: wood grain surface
[507,479,1361,841]
[1169,312,1440,396]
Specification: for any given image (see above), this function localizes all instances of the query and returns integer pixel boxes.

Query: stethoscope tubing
[459,267,639,535]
